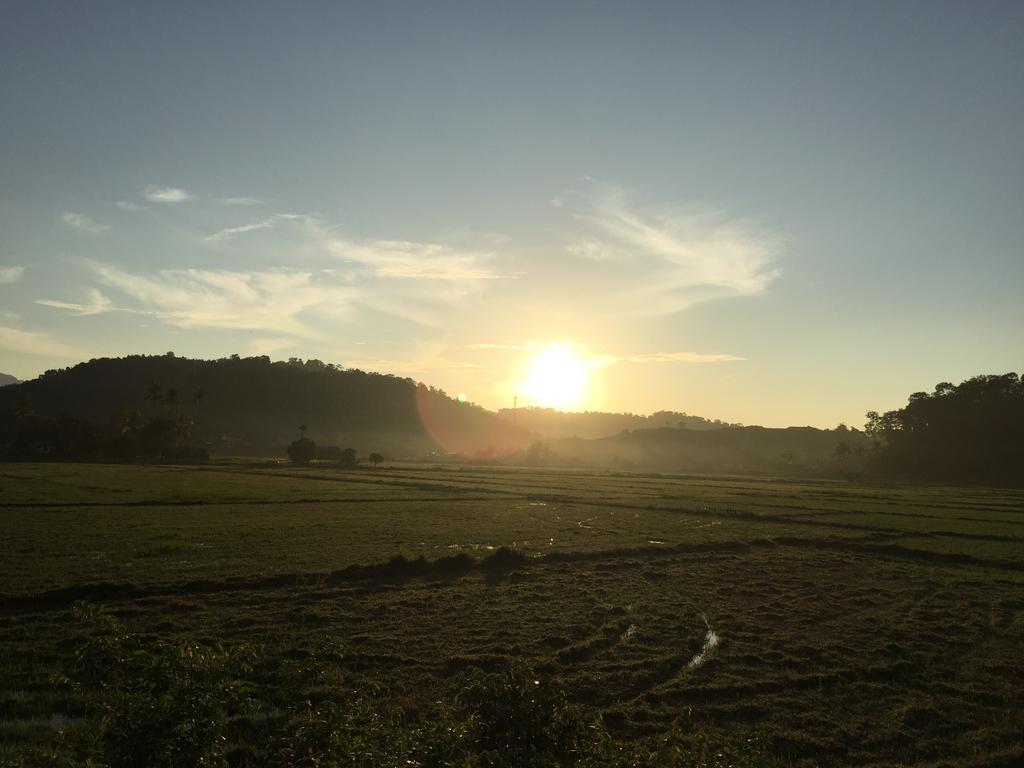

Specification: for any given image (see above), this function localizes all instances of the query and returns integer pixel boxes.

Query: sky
[1,1,1021,428]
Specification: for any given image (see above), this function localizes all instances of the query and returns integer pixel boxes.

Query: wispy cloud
[343,355,486,374]
[626,351,744,364]
[37,288,112,316]
[0,326,85,358]
[568,185,783,314]
[0,266,24,284]
[143,185,193,203]
[470,340,743,366]
[116,200,145,211]
[203,218,275,243]
[329,238,504,281]
[84,260,356,337]
[62,212,109,235]
[468,342,522,350]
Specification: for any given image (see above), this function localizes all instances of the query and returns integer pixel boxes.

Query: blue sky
[1,1,1021,426]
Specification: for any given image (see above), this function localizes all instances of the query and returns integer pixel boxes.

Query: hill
[0,373,19,387]
[0,354,526,457]
[497,406,739,439]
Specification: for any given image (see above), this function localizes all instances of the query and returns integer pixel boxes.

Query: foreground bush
[17,606,766,768]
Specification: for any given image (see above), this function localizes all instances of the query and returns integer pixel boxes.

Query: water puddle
[687,614,720,669]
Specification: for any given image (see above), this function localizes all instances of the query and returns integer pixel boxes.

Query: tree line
[865,372,1023,484]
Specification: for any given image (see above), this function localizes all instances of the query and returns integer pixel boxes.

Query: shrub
[286,437,317,465]
[480,546,529,571]
[41,607,767,768]
[52,604,255,768]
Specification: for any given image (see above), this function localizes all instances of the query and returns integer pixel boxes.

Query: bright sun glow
[521,343,591,409]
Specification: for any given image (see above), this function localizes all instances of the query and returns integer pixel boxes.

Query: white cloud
[62,212,110,235]
[199,214,507,327]
[202,212,324,244]
[143,185,193,203]
[37,288,112,316]
[116,200,145,211]
[85,260,357,337]
[0,326,85,358]
[0,266,24,284]
[329,238,503,281]
[203,218,275,243]
[569,185,782,314]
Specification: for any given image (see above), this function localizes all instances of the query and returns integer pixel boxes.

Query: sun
[521,343,591,410]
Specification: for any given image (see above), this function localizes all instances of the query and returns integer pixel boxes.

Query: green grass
[1,460,1022,766]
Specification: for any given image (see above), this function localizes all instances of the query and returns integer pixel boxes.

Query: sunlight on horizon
[520,343,592,410]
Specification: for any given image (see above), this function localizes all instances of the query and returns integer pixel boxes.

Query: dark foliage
[337,447,358,468]
[32,607,765,768]
[1,400,205,462]
[480,546,529,571]
[286,437,317,465]
[866,372,1024,484]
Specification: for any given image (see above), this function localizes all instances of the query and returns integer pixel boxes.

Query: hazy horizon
[2,1,1022,429]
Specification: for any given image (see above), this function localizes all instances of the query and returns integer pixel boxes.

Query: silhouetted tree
[337,447,358,468]
[145,382,163,412]
[368,452,384,467]
[865,372,1023,483]
[163,387,179,413]
[287,437,317,465]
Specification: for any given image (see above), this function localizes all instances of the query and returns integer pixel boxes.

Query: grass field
[1,461,1023,766]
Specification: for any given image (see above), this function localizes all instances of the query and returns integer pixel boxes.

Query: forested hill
[0,373,19,387]
[0,354,526,455]
[498,406,740,439]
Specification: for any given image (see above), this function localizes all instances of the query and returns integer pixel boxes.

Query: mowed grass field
[1,461,1023,766]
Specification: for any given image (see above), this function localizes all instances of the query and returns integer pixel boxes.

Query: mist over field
[2,2,1023,766]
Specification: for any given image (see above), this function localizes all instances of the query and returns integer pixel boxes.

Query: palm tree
[174,415,193,446]
[145,382,163,413]
[164,388,179,414]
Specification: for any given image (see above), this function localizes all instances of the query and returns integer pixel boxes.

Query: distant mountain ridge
[0,373,19,387]
[551,425,870,475]
[499,406,740,440]
[0,354,864,474]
